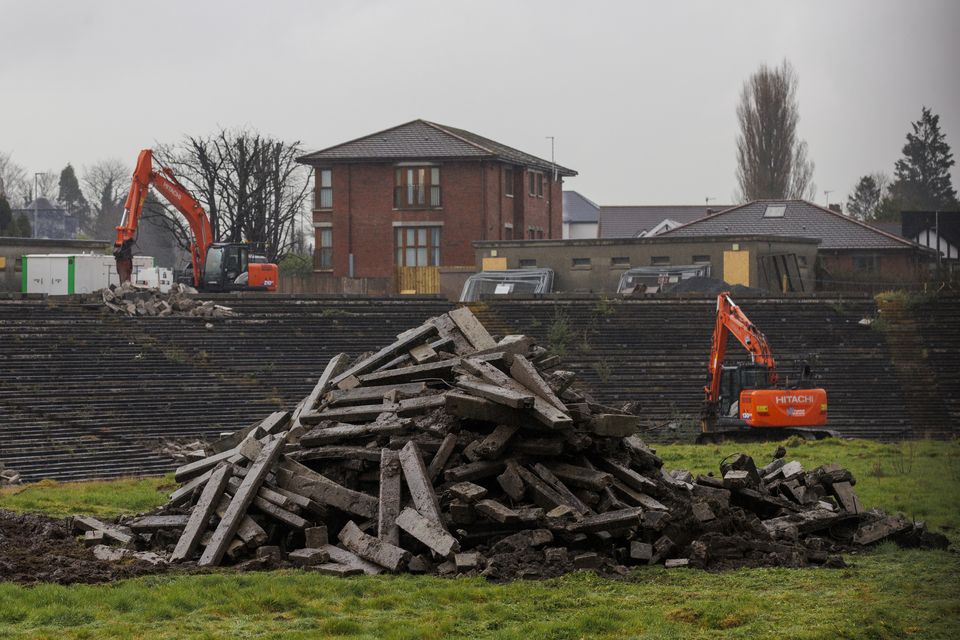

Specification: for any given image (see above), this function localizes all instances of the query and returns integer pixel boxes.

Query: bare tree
[33,171,59,201]
[154,128,311,262]
[735,60,815,201]
[0,151,29,205]
[82,159,130,240]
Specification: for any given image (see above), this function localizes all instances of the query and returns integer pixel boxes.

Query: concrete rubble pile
[0,460,22,485]
[75,307,947,578]
[97,282,237,318]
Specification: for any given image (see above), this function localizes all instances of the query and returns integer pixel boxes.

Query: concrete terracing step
[0,294,956,481]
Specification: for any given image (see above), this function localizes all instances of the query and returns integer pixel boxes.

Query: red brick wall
[515,168,563,239]
[312,161,496,278]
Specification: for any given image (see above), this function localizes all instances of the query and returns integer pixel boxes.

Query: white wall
[563,222,599,240]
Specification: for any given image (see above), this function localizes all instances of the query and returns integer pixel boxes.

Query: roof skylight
[763,204,786,218]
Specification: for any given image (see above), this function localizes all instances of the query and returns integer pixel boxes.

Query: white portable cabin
[21,254,157,295]
[134,266,173,292]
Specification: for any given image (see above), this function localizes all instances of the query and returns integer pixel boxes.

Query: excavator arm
[114,149,213,288]
[704,292,778,406]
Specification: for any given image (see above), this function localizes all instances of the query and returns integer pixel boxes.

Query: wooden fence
[278,273,394,295]
[395,266,440,294]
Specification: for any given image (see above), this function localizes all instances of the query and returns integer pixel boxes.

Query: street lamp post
[33,172,44,238]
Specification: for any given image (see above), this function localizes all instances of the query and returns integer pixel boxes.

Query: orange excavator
[699,292,832,442]
[114,149,279,292]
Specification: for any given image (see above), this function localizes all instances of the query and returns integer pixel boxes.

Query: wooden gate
[396,266,440,294]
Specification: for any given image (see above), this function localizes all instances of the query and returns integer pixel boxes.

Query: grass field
[1,438,958,640]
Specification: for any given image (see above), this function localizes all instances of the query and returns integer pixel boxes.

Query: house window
[853,255,879,273]
[504,225,513,240]
[572,258,591,268]
[316,169,332,209]
[395,226,441,267]
[519,259,537,268]
[651,256,671,266]
[317,228,332,270]
[394,166,441,209]
[504,167,514,197]
[611,256,630,267]
[14,257,23,272]
[692,254,711,264]
[528,171,544,197]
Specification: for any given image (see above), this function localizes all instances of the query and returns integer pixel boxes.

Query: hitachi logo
[776,395,814,404]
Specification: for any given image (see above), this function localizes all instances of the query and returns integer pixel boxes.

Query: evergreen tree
[11,212,32,237]
[0,193,12,234]
[846,173,887,220]
[884,106,958,217]
[57,163,90,231]
[92,179,124,241]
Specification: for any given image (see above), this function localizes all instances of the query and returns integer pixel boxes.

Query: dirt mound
[667,276,761,296]
[0,510,166,585]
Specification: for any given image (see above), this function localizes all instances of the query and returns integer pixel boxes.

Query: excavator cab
[203,244,247,290]
[202,244,278,292]
[718,363,772,418]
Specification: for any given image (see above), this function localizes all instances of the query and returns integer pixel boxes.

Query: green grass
[0,551,957,639]
[0,440,958,639]
[0,475,173,519]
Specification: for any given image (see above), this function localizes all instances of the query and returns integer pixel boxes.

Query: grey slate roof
[661,200,921,250]
[867,222,904,238]
[599,204,732,238]
[298,119,577,176]
[563,191,600,223]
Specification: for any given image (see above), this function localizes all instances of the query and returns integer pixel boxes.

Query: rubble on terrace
[0,461,22,485]
[97,282,237,318]
[61,308,949,579]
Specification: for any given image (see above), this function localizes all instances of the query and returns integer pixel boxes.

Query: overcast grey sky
[1,0,958,206]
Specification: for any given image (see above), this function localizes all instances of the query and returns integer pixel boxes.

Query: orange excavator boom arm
[114,149,213,288]
[704,292,778,405]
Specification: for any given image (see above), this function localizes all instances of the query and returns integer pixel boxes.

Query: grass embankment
[0,438,957,640]
[0,475,172,519]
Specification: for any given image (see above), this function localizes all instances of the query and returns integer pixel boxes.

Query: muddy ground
[0,509,167,585]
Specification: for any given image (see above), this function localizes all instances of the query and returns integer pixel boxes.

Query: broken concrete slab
[289,548,330,567]
[395,507,460,558]
[338,520,411,572]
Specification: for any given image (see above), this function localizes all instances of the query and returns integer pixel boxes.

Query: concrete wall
[0,237,111,293]
[473,235,821,293]
[819,249,931,291]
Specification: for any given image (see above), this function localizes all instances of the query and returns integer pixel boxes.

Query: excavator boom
[114,149,213,288]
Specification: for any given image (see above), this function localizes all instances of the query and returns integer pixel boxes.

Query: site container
[21,254,157,295]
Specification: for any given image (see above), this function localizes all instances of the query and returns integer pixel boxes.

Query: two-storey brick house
[296,120,576,292]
